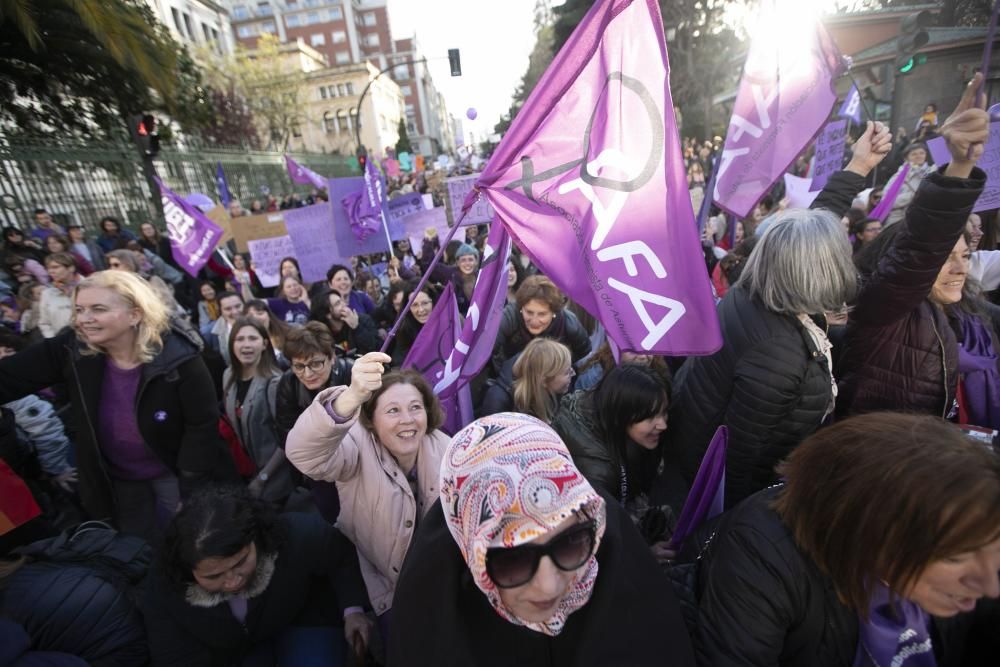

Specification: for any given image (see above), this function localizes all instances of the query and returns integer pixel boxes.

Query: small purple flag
[669,425,727,551]
[284,155,327,190]
[216,162,231,210]
[869,163,910,222]
[713,1,846,219]
[403,283,474,435]
[155,178,225,277]
[339,158,390,243]
[476,0,721,356]
[838,84,863,125]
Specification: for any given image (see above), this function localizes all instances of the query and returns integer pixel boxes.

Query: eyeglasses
[291,358,329,374]
[485,520,596,589]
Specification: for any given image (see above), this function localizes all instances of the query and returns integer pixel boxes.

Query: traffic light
[131,114,160,158]
[356,145,367,174]
[895,11,931,73]
[448,48,462,77]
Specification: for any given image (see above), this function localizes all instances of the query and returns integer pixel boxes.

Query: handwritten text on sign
[246,235,296,288]
[810,119,848,192]
[927,121,1000,213]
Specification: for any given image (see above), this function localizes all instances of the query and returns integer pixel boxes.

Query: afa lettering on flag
[284,155,327,190]
[155,178,225,276]
[713,0,846,219]
[838,84,863,125]
[403,283,473,435]
[216,162,232,209]
[475,0,720,356]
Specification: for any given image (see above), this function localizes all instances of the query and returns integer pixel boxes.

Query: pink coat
[285,385,448,614]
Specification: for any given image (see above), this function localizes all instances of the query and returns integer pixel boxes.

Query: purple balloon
[466,107,477,121]
[184,192,215,212]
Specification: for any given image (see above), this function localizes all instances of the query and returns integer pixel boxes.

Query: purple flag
[809,119,849,192]
[284,155,327,190]
[713,1,846,219]
[403,283,473,435]
[341,157,390,242]
[155,178,224,277]
[838,84,863,125]
[669,425,727,551]
[869,163,910,222]
[475,0,721,356]
[216,162,231,209]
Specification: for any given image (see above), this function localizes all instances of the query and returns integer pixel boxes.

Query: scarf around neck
[853,584,936,667]
[441,412,606,636]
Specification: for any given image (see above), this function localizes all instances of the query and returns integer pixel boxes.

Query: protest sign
[927,121,1000,212]
[283,204,343,283]
[386,192,426,224]
[230,212,287,252]
[810,119,849,192]
[783,173,821,209]
[247,235,296,288]
[205,206,234,246]
[446,174,495,225]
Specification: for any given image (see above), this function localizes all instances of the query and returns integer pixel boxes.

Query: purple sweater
[98,359,170,480]
[267,298,310,326]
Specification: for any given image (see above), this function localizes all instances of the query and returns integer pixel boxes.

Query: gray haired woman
[662,208,858,510]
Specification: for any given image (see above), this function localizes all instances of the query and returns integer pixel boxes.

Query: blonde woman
[0,271,236,541]
[481,339,574,420]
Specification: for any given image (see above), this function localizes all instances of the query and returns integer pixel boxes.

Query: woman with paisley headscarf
[388,412,695,666]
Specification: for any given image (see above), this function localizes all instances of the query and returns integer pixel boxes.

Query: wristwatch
[257,472,269,482]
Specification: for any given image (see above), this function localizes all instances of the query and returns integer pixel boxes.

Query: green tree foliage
[395,118,413,155]
[0,0,205,138]
[837,0,993,26]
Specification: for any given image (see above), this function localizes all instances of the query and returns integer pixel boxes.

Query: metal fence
[0,136,357,234]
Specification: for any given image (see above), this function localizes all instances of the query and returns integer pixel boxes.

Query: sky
[386,0,554,147]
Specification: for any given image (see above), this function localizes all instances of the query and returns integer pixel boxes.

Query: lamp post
[353,58,427,159]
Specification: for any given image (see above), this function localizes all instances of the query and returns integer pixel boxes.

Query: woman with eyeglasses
[223,317,294,505]
[388,283,437,367]
[480,338,574,421]
[286,351,450,636]
[388,413,695,666]
[491,275,591,375]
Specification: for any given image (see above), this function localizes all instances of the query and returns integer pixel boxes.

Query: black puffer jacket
[274,358,352,447]
[837,167,986,418]
[0,326,237,521]
[491,303,592,374]
[694,487,998,666]
[664,286,832,509]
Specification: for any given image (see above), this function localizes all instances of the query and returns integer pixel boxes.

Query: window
[335,51,350,64]
[310,33,325,46]
[171,8,184,35]
[306,11,321,24]
[262,21,276,33]
[202,23,212,41]
[405,104,414,114]
[233,5,250,20]
[323,111,336,133]
[237,24,257,38]
[332,30,346,43]
[337,83,346,96]
[399,84,412,96]
[337,110,350,132]
[407,120,417,134]
[365,34,379,47]
[257,2,273,16]
[393,65,409,80]
[327,6,343,20]
[363,12,377,26]
[183,13,195,39]
[345,82,354,95]
[286,13,302,27]
[320,86,328,100]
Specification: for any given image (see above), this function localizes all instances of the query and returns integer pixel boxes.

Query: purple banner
[327,177,403,256]
[446,174,495,225]
[475,0,721,355]
[838,84,862,125]
[285,155,327,190]
[713,1,845,219]
[403,283,474,435]
[340,160,385,243]
[809,119,849,192]
[669,425,726,550]
[156,178,224,277]
[283,203,343,283]
[387,192,426,224]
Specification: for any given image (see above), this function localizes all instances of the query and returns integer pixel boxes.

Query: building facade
[144,0,235,54]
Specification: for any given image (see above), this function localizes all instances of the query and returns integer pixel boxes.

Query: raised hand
[846,121,893,177]
[941,73,989,178]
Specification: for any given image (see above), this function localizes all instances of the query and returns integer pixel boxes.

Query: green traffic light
[900,57,914,73]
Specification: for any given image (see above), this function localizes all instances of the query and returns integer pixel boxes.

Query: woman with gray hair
[663,207,856,510]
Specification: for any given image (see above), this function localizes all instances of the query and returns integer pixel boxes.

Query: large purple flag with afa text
[156,178,224,277]
[713,0,846,219]
[284,155,327,190]
[476,0,720,355]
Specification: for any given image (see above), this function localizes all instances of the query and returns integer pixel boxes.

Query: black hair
[33,208,47,217]
[396,283,439,352]
[216,290,243,305]
[593,364,670,456]
[326,263,353,284]
[854,222,902,277]
[162,485,283,588]
[0,328,28,352]
[99,216,121,231]
[309,288,339,325]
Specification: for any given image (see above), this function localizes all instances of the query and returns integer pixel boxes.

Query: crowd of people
[0,78,998,666]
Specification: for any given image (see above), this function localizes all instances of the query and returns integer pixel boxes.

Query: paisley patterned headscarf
[440,412,607,635]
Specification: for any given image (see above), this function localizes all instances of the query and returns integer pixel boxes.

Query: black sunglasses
[485,520,596,589]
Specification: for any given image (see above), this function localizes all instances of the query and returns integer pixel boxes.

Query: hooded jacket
[0,325,237,521]
[491,303,592,375]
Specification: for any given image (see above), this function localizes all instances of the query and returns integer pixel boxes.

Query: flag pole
[845,70,874,123]
[378,190,477,353]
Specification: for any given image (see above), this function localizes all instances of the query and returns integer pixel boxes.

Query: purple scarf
[958,311,1000,430]
[853,585,936,667]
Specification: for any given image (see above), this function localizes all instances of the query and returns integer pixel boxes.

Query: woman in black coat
[389,413,695,667]
[693,413,1000,667]
[142,485,371,666]
[0,271,236,540]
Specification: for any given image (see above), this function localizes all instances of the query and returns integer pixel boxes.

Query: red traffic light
[137,114,156,136]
